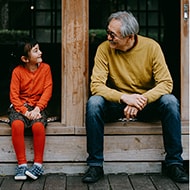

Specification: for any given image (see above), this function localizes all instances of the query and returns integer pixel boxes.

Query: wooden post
[180,0,189,120]
[61,0,89,126]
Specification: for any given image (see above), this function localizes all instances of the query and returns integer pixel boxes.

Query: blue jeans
[85,94,183,167]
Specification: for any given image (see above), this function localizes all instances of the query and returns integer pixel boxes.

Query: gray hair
[107,11,139,37]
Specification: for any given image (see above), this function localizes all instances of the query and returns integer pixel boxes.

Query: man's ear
[21,56,29,63]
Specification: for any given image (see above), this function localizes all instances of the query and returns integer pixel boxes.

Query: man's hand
[120,94,147,110]
[124,105,138,120]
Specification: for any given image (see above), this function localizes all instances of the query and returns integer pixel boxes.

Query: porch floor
[0,173,189,190]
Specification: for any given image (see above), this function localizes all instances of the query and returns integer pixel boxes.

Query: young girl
[8,37,53,180]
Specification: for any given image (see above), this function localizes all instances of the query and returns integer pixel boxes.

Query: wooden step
[0,120,189,175]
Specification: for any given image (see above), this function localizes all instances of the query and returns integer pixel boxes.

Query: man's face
[107,19,129,51]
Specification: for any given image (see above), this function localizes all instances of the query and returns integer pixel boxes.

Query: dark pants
[85,94,183,167]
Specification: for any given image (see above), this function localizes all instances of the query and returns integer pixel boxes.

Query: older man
[82,11,189,183]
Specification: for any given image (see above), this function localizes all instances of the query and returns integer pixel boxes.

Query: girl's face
[27,44,42,64]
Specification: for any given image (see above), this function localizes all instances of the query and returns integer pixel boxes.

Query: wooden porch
[0,0,189,179]
[0,173,189,190]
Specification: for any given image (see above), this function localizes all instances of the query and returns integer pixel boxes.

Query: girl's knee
[11,120,25,135]
[32,122,45,134]
[11,120,24,130]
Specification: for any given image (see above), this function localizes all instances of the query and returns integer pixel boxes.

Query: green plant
[0,30,29,44]
[89,29,107,45]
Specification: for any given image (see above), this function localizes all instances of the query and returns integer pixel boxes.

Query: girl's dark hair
[11,36,38,65]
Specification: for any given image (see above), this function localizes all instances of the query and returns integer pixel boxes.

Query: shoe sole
[25,171,38,180]
[14,176,27,180]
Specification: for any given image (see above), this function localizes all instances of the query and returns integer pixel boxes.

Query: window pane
[148,0,158,10]
[138,12,146,26]
[36,12,51,26]
[127,0,138,10]
[55,11,61,26]
[35,29,51,42]
[57,0,61,9]
[139,28,146,36]
[139,0,147,10]
[56,29,61,43]
[147,28,159,41]
[36,0,51,9]
[148,12,158,26]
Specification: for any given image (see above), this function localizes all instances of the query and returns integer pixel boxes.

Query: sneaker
[167,164,189,183]
[14,166,28,180]
[25,164,44,180]
[82,166,104,183]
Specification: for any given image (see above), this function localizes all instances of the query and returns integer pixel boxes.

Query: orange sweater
[10,62,53,114]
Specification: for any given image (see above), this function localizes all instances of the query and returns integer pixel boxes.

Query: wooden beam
[180,0,189,120]
[0,120,189,135]
[61,0,89,126]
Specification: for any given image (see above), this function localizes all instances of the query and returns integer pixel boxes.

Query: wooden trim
[180,0,189,120]
[0,120,189,136]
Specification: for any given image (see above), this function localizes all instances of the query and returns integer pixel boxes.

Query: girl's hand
[24,106,42,120]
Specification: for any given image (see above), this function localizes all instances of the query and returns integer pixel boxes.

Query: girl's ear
[21,56,29,63]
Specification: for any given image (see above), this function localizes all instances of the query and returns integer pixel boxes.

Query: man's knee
[160,94,179,112]
[160,94,179,105]
[87,96,105,109]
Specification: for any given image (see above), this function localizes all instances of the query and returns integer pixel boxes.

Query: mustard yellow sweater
[90,35,173,103]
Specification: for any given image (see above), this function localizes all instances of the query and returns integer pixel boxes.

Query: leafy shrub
[0,30,29,44]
